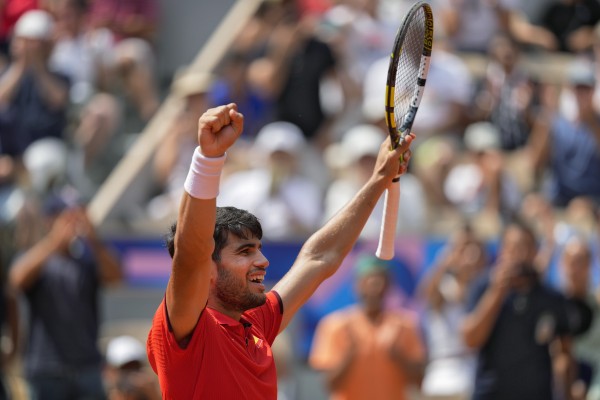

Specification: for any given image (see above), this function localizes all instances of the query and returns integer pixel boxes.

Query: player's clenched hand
[197,103,244,158]
[373,133,415,184]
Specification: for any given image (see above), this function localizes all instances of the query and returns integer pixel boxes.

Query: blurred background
[1,0,600,399]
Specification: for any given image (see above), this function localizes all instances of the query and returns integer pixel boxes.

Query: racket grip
[376,179,400,260]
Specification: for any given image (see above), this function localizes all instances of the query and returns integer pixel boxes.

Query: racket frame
[376,1,434,260]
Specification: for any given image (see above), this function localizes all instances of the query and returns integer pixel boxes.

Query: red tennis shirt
[147,291,283,399]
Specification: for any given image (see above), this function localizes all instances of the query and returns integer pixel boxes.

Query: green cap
[354,255,392,278]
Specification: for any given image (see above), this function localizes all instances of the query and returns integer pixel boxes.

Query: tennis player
[147,103,415,399]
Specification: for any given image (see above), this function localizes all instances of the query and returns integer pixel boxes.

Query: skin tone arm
[325,324,357,391]
[462,256,519,349]
[527,86,555,182]
[8,209,122,291]
[9,211,79,291]
[0,39,68,109]
[72,207,123,285]
[273,133,415,332]
[166,103,243,342]
[0,61,26,107]
[28,41,69,110]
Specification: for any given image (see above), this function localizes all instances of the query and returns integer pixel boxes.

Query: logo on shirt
[253,335,264,349]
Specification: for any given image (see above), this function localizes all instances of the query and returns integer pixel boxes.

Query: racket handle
[376,178,400,260]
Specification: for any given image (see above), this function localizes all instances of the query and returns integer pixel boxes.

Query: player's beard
[214,263,267,312]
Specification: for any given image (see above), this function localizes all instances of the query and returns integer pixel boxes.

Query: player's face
[213,235,269,312]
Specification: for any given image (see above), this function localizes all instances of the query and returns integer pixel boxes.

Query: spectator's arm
[152,113,196,188]
[76,208,123,286]
[417,253,455,311]
[32,67,69,110]
[551,337,577,400]
[4,286,19,365]
[508,12,558,50]
[527,113,552,184]
[461,284,506,348]
[462,264,512,349]
[310,319,357,392]
[8,211,75,291]
[0,64,25,107]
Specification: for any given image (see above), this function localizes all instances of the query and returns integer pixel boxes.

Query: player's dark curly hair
[165,207,263,261]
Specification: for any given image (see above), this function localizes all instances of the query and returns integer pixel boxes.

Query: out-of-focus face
[356,270,389,313]
[573,84,596,114]
[489,35,518,70]
[561,239,591,294]
[53,0,81,30]
[500,225,537,267]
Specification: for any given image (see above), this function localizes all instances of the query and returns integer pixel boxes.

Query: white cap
[325,124,384,169]
[106,335,146,368]
[171,67,215,98]
[23,138,67,193]
[253,121,306,156]
[14,10,54,40]
[362,57,388,122]
[463,122,501,152]
[566,59,596,87]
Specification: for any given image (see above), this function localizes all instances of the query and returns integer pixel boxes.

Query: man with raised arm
[146,103,415,399]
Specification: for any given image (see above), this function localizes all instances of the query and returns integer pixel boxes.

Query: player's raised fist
[198,103,244,158]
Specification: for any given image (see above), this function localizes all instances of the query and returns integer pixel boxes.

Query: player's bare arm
[273,133,415,331]
[166,103,243,341]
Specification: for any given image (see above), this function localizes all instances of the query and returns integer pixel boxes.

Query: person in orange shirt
[146,103,416,400]
[309,255,426,400]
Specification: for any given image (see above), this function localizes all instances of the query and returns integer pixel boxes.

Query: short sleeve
[309,313,349,370]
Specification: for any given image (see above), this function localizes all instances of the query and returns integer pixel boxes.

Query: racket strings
[394,9,426,132]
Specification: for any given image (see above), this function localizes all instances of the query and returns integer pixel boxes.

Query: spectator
[417,223,487,399]
[537,0,600,54]
[104,335,160,400]
[473,33,537,151]
[87,0,160,122]
[0,282,19,400]
[443,122,522,233]
[8,193,122,400]
[210,50,273,139]
[361,34,472,216]
[462,219,593,400]
[147,68,215,222]
[217,121,323,241]
[436,0,557,54]
[555,236,600,400]
[323,123,426,238]
[0,9,69,159]
[256,8,338,141]
[309,254,425,400]
[0,0,37,65]
[49,0,112,105]
[529,59,600,208]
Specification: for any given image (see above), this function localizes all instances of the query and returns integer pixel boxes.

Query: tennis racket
[376,1,433,260]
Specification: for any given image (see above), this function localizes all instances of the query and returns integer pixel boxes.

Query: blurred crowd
[0,0,599,398]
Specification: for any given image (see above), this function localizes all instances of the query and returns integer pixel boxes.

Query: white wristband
[184,147,226,199]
